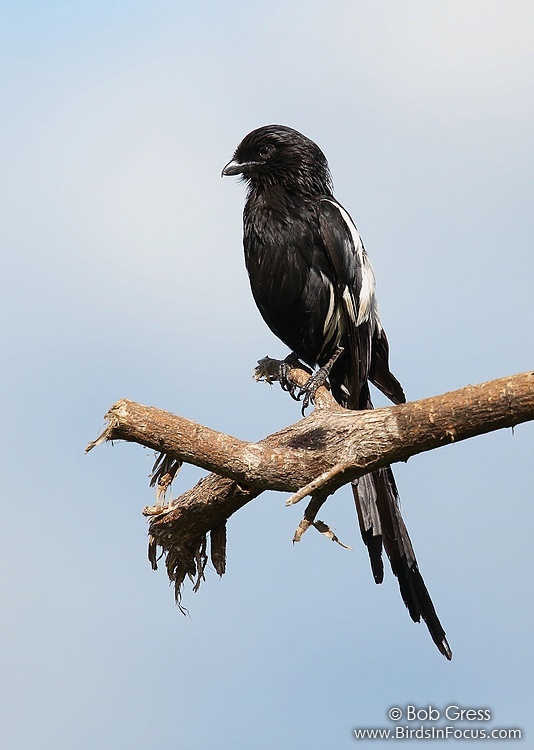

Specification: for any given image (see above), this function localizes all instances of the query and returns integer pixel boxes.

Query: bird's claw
[254,355,302,398]
[278,361,300,399]
[254,354,311,401]
[296,369,329,414]
[297,346,344,414]
[254,352,339,414]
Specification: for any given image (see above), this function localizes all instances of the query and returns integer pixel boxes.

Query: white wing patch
[322,274,342,348]
[356,255,377,327]
[342,286,356,323]
[325,200,378,329]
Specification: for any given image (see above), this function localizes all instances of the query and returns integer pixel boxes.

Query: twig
[286,462,354,505]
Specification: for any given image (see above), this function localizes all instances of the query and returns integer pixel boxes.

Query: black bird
[222,124,451,660]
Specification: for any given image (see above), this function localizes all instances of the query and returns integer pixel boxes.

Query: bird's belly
[246,244,341,367]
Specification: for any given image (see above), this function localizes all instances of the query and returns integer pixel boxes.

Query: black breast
[243,188,337,367]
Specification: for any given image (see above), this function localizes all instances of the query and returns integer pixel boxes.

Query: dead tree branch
[86,368,533,601]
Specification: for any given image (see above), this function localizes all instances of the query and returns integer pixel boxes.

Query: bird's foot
[254,354,311,401]
[278,353,309,399]
[296,346,344,414]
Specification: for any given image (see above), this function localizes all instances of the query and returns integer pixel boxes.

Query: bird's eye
[258,144,275,159]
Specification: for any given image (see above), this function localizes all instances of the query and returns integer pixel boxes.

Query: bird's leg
[297,346,344,413]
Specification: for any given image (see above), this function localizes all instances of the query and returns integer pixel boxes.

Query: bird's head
[222,124,333,196]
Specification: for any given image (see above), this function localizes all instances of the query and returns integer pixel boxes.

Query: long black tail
[352,467,452,660]
[328,346,451,658]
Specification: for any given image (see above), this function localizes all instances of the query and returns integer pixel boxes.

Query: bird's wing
[316,198,376,403]
[316,199,376,327]
[317,198,405,405]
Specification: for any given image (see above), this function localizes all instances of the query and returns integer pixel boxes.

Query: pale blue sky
[1,2,533,748]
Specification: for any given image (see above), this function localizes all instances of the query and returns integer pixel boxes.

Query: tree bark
[86,367,534,601]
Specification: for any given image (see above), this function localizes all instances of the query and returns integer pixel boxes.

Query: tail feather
[330,355,451,658]
[352,467,452,660]
[353,473,384,584]
[369,326,406,405]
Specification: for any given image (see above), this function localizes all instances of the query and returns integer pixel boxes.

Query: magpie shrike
[223,124,451,660]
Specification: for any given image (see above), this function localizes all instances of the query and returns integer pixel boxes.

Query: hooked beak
[221,159,258,177]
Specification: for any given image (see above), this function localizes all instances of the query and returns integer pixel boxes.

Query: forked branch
[86,367,534,601]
